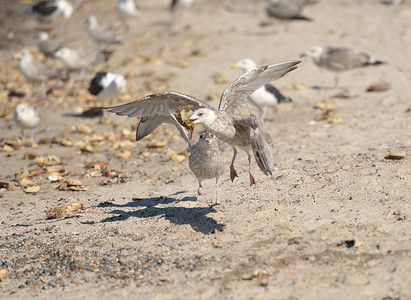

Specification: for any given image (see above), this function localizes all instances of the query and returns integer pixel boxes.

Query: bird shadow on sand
[94,195,225,234]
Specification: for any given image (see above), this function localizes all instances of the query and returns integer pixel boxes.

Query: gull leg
[230,147,238,182]
[215,177,220,205]
[248,153,256,186]
[334,74,339,89]
[260,106,268,124]
[41,82,47,99]
[197,180,204,196]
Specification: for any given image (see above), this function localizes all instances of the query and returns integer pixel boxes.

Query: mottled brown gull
[103,60,300,186]
[189,132,227,203]
[301,46,385,89]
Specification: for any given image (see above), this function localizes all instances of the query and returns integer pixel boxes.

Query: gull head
[232,58,257,73]
[114,74,127,92]
[87,16,98,28]
[14,103,28,119]
[38,31,49,42]
[54,47,71,60]
[199,132,215,143]
[14,50,32,61]
[189,108,216,127]
[300,46,324,59]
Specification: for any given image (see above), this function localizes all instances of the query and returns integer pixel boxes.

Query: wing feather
[103,91,214,147]
[218,60,300,113]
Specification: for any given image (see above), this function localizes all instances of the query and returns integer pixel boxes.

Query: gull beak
[188,116,198,123]
[203,132,211,141]
[299,53,307,58]
[115,84,121,91]
[230,64,237,69]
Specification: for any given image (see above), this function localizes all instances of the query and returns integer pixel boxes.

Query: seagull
[102,60,300,186]
[55,47,107,71]
[29,0,73,21]
[189,132,227,203]
[87,16,123,47]
[54,47,107,81]
[15,50,67,98]
[88,72,127,116]
[301,46,385,89]
[170,0,195,10]
[266,0,311,21]
[117,0,140,18]
[232,59,292,123]
[38,31,61,59]
[14,103,41,140]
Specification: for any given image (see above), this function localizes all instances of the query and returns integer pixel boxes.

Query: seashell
[147,140,168,148]
[115,149,131,159]
[2,145,13,152]
[314,99,334,111]
[65,178,84,186]
[23,184,40,193]
[366,80,391,92]
[23,152,39,160]
[18,178,36,187]
[86,161,108,170]
[69,185,88,191]
[385,151,405,160]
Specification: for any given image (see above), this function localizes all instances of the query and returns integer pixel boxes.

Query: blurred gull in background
[232,59,293,123]
[301,46,385,89]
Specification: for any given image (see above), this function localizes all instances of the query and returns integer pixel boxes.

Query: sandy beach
[0,0,410,299]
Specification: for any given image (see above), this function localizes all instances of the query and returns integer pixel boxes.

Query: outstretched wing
[218,60,300,114]
[103,91,215,148]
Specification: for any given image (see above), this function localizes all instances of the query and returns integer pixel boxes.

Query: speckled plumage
[189,132,227,203]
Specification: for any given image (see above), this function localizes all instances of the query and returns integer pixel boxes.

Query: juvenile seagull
[15,50,67,98]
[232,59,292,123]
[29,0,73,21]
[87,16,123,47]
[88,72,127,116]
[103,60,300,186]
[189,132,227,203]
[38,31,61,59]
[266,0,311,21]
[14,103,41,139]
[301,46,385,89]
[117,0,140,18]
